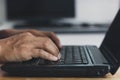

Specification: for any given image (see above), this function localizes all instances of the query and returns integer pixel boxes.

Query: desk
[0,24,120,80]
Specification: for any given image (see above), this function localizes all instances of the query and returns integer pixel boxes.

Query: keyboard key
[37,58,45,65]
[73,46,82,63]
[60,46,66,62]
[65,46,73,64]
[80,47,88,64]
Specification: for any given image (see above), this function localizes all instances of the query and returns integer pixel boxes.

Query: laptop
[1,9,120,77]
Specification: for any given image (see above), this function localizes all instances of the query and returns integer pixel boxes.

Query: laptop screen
[101,9,120,63]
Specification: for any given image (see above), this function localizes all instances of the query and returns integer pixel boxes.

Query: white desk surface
[57,33,105,47]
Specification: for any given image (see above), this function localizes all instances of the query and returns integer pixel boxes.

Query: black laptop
[1,9,120,77]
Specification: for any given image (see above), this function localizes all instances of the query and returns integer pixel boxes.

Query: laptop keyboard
[21,46,88,65]
[61,46,88,64]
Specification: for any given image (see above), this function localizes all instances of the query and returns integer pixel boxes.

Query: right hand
[0,32,60,63]
[0,29,62,49]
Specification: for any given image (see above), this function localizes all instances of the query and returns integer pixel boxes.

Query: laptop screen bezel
[100,9,120,74]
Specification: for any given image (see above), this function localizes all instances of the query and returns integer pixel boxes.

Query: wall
[0,0,6,23]
[75,0,119,23]
[0,0,119,24]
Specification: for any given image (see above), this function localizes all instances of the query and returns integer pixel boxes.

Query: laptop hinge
[100,45,119,75]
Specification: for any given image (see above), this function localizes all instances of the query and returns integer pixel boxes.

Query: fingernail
[51,56,58,61]
[58,53,61,59]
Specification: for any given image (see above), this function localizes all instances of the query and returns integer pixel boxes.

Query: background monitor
[6,0,75,21]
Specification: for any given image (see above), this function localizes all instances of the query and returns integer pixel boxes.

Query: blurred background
[0,0,119,33]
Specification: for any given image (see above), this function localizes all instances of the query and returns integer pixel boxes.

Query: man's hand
[0,30,61,63]
[0,29,62,49]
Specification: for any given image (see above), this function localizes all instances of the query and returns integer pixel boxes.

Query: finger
[33,37,60,57]
[32,49,58,61]
[43,32,62,49]
[43,38,60,57]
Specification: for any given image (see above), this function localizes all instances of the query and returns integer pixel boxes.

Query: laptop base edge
[1,64,110,77]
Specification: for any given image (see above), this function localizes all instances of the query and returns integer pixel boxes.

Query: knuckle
[45,37,51,42]
[20,32,34,39]
[22,32,33,37]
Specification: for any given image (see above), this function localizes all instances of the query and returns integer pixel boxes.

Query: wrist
[0,40,4,55]
[0,39,8,63]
